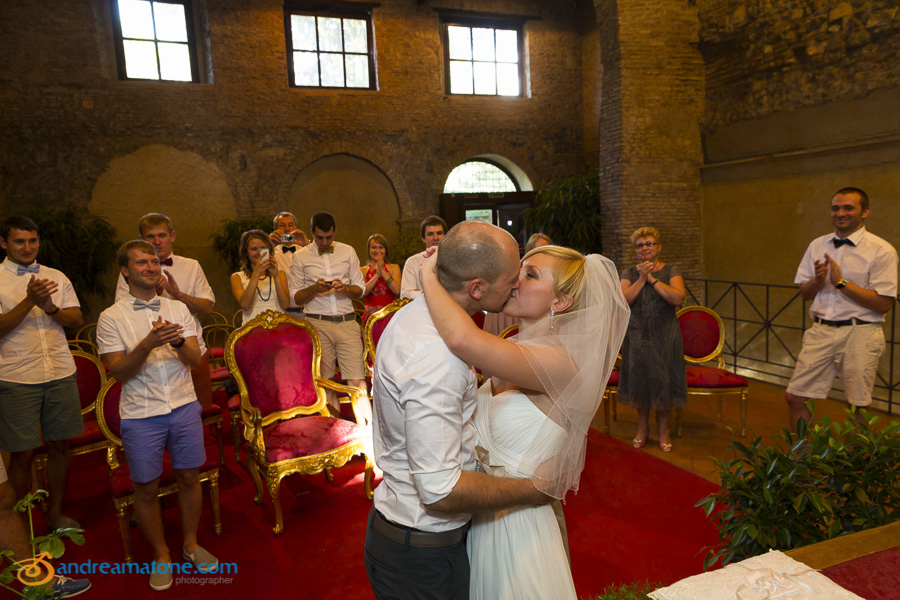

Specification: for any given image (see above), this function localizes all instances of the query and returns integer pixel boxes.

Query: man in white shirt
[400,215,447,300]
[291,212,366,412]
[99,240,218,592]
[785,187,898,426]
[0,216,84,532]
[115,213,215,408]
[365,221,548,599]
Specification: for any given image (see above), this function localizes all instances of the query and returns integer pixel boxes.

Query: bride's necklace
[256,274,272,301]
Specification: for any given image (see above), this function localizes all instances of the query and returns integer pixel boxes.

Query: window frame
[443,159,521,194]
[438,11,529,98]
[110,0,201,83]
[283,2,379,91]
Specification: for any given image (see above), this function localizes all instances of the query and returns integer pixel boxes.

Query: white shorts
[786,322,885,406]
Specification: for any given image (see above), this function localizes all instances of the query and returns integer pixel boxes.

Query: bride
[421,245,630,599]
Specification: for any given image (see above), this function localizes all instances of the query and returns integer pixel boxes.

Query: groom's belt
[373,510,468,548]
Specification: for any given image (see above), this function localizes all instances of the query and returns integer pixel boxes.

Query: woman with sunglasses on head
[618,227,687,452]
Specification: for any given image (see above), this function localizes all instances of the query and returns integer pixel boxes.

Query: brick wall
[596,0,705,276]
[0,0,590,315]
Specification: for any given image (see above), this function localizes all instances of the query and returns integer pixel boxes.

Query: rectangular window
[111,0,200,82]
[285,4,377,90]
[440,16,524,97]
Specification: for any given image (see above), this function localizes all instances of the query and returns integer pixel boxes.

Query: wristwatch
[835,278,848,289]
[170,336,186,349]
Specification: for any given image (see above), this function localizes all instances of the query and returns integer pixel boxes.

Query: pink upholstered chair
[225,310,374,535]
[363,298,410,376]
[95,378,222,561]
[34,351,113,488]
[677,306,749,437]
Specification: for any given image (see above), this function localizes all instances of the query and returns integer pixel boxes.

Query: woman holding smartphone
[230,229,290,323]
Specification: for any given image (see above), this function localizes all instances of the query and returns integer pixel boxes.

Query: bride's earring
[550,308,556,332]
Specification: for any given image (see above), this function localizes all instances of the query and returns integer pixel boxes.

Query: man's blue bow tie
[16,264,40,276]
[134,298,161,312]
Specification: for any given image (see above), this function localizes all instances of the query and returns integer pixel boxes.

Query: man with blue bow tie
[785,188,898,426]
[0,216,85,534]
[97,240,218,591]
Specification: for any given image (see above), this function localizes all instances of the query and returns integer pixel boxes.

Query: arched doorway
[439,155,533,248]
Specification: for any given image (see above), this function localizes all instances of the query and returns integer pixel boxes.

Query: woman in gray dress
[618,227,687,452]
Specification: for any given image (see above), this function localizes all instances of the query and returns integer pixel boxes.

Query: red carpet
[35,427,721,598]
[821,546,900,600]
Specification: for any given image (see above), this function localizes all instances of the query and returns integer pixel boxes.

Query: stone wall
[699,0,900,135]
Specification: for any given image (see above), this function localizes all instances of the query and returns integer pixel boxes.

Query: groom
[365,221,549,599]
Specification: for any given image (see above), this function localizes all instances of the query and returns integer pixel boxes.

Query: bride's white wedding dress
[467,382,577,600]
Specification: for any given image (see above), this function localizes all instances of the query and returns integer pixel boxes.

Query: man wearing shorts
[290,212,366,412]
[785,187,898,426]
[0,216,84,532]
[98,240,218,591]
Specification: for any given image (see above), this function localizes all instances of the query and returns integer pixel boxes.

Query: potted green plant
[0,490,86,600]
[697,407,900,569]
[522,171,602,255]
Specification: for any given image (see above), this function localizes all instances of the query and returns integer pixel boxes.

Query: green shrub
[210,216,274,273]
[697,408,900,569]
[522,171,602,255]
[587,580,661,600]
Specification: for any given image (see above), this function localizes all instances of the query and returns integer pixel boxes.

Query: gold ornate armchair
[95,378,222,561]
[225,310,374,535]
[363,298,410,375]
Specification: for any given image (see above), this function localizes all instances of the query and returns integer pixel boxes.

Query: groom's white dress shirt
[371,295,478,532]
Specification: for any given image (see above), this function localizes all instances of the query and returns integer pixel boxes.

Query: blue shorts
[120,402,205,484]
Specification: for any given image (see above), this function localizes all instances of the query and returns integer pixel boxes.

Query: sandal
[659,440,673,453]
[632,434,648,449]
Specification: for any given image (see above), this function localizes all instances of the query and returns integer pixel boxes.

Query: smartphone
[259,248,270,261]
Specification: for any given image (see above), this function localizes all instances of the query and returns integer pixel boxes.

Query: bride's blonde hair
[522,245,586,311]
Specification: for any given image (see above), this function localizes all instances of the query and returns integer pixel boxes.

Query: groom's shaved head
[436,221,519,292]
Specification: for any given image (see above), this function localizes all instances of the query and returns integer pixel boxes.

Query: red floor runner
[34,427,721,598]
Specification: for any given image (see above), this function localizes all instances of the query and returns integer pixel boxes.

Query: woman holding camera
[360,233,401,323]
[230,229,291,323]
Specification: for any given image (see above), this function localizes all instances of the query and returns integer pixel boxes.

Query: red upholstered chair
[95,378,222,562]
[677,306,749,437]
[363,299,410,377]
[34,351,113,488]
[225,310,374,535]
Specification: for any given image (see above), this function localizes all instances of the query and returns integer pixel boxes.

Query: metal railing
[684,278,898,415]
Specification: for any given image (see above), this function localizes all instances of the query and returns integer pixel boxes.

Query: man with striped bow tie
[0,216,84,534]
[98,240,218,591]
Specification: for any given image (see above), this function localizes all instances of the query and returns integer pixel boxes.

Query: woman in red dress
[361,233,401,323]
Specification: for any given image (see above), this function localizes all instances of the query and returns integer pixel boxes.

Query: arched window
[443,160,518,193]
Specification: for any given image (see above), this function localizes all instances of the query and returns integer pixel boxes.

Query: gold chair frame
[67,339,99,357]
[95,377,222,562]
[363,298,410,371]
[677,305,748,437]
[75,322,98,346]
[225,310,374,535]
